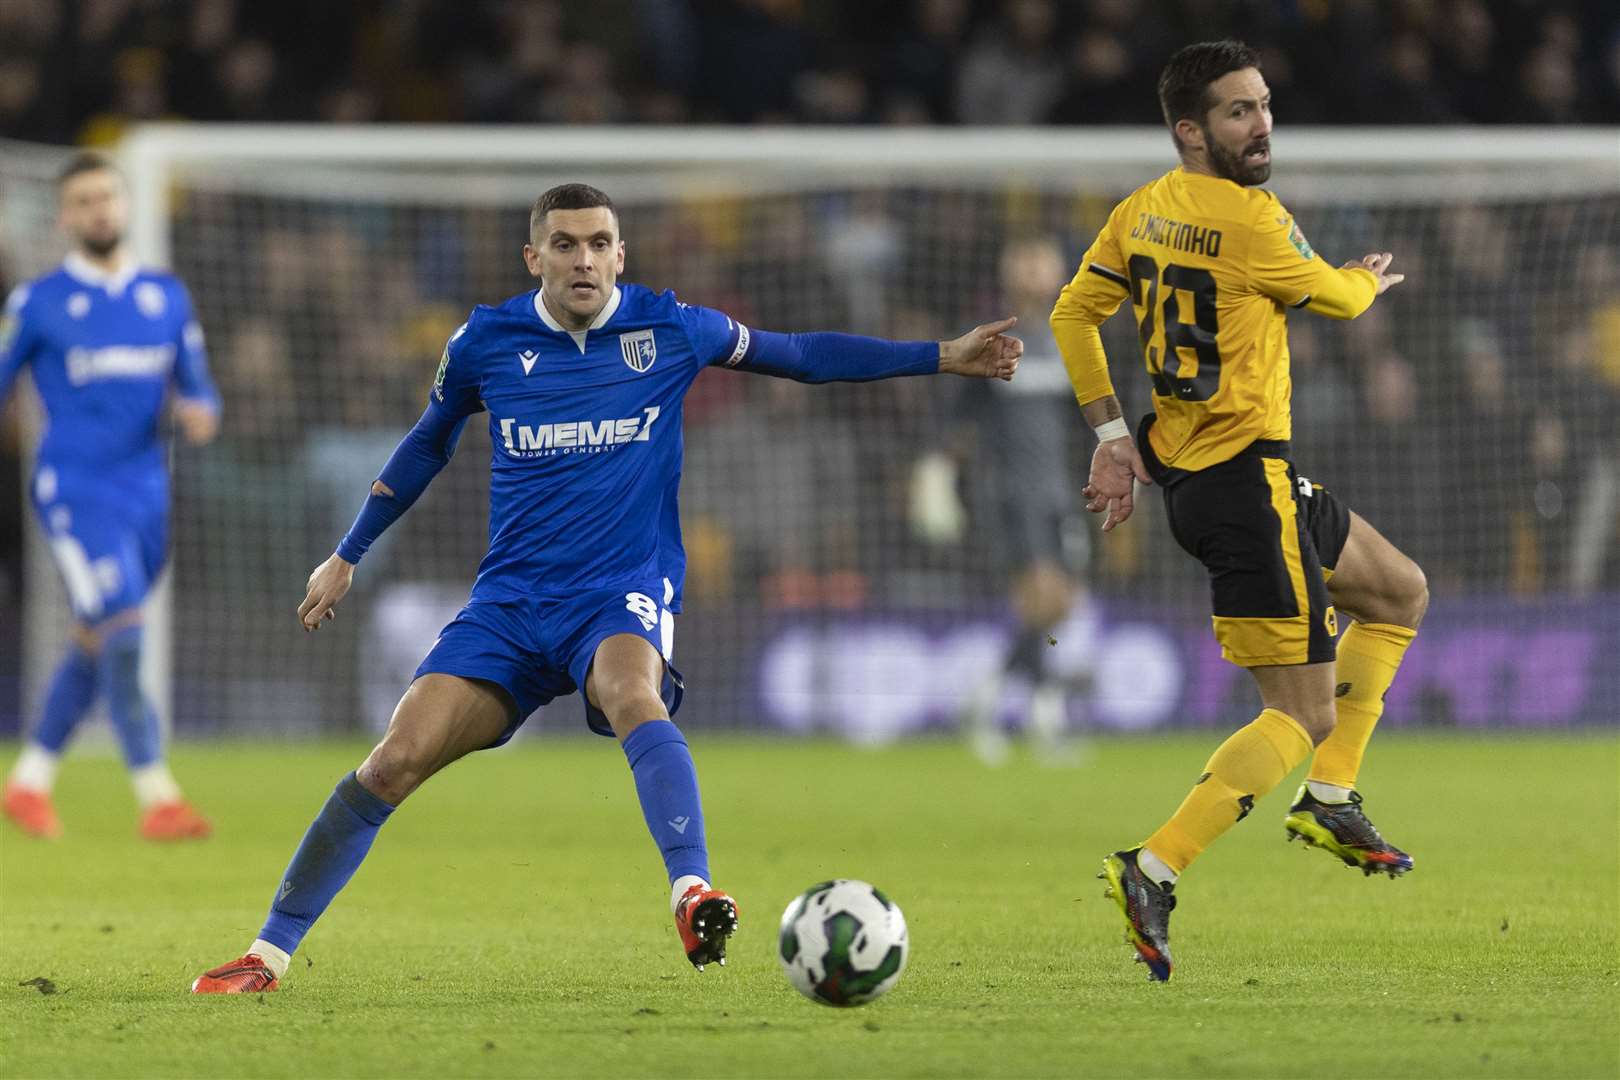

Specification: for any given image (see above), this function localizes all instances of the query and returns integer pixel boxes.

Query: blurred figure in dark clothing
[1432,319,1533,592]
[885,0,970,123]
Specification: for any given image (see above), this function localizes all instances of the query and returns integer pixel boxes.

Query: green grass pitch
[2,733,1616,1079]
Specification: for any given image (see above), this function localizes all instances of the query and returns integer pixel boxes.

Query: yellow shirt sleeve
[1247,199,1377,320]
[1051,209,1132,407]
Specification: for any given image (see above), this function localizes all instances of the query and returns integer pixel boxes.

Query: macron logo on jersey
[498,405,662,457]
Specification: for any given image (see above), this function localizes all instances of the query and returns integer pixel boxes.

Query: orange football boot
[140,800,213,841]
[3,782,62,839]
[674,883,739,971]
[191,954,279,994]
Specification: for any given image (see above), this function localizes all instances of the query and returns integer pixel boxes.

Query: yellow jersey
[1051,168,1378,473]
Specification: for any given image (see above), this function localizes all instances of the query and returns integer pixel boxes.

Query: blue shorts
[31,463,168,625]
[414,578,683,745]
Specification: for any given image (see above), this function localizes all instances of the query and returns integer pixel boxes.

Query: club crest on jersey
[619,330,656,373]
[135,282,167,318]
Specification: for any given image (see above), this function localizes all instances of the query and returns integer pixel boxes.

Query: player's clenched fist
[938,316,1023,381]
[298,551,356,631]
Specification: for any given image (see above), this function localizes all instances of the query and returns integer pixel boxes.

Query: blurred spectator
[0,0,1614,135]
[1433,318,1536,592]
[956,0,1067,125]
[1337,351,1432,566]
[1374,33,1459,123]
[1509,41,1584,123]
[1434,0,1504,122]
[885,0,971,123]
[950,233,1092,765]
[692,0,813,123]
[1048,28,1143,125]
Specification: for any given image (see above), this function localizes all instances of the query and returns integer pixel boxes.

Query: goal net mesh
[4,133,1618,741]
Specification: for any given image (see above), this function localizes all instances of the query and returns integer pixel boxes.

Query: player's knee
[591,668,665,730]
[1291,704,1336,746]
[601,684,667,735]
[1401,562,1430,629]
[71,625,103,656]
[357,740,431,805]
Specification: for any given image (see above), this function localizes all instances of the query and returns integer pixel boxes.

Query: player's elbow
[1310,298,1368,321]
[371,480,396,499]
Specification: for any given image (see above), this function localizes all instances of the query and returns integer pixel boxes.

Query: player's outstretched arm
[1,287,38,407]
[715,319,1021,384]
[300,404,469,631]
[170,285,221,445]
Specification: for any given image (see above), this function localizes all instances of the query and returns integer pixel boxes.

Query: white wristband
[1093,418,1129,443]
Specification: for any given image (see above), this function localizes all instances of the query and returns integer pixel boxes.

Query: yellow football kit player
[1058,41,1426,984]
[1053,166,1376,667]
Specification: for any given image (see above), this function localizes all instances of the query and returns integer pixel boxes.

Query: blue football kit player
[2,153,219,842]
[193,183,1022,992]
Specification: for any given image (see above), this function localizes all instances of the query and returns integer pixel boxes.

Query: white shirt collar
[534,285,622,353]
[63,251,141,296]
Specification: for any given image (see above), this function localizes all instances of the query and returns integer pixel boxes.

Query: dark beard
[80,232,121,258]
[1206,135,1270,186]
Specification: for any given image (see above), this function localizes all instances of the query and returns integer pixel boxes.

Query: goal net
[4,127,1618,743]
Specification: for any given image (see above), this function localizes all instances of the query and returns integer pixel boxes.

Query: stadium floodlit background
[2,4,1619,1079]
[1,0,1618,746]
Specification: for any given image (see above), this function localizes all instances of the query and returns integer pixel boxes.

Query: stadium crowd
[1,0,1617,142]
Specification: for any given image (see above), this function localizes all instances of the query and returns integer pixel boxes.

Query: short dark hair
[57,151,120,188]
[1157,40,1261,150]
[530,183,617,237]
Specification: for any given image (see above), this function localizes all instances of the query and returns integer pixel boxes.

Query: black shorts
[1142,423,1350,667]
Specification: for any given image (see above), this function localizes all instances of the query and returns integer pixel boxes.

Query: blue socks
[622,720,710,884]
[33,646,99,753]
[252,726,702,960]
[98,625,161,768]
[258,772,395,956]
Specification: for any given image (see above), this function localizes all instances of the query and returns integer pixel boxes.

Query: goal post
[6,125,1618,742]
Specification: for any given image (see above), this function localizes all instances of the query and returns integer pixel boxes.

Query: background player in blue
[193,183,1022,992]
[2,153,220,842]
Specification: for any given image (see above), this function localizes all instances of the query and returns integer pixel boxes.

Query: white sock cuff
[10,744,60,793]
[1137,846,1179,887]
[670,874,710,914]
[1306,780,1354,804]
[131,763,182,809]
[249,939,292,979]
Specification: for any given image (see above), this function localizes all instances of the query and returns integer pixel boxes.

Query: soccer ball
[777,879,909,1007]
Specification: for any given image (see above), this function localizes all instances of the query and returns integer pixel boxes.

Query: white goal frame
[21,123,1612,737]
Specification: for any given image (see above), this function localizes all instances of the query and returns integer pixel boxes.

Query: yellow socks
[1308,622,1417,791]
[1143,708,1313,876]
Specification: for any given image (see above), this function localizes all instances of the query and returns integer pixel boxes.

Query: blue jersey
[433,284,751,612]
[0,253,219,478]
